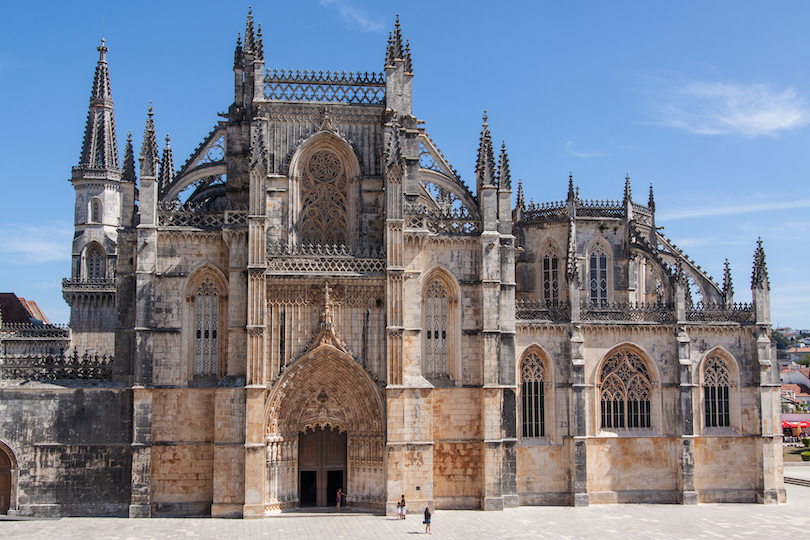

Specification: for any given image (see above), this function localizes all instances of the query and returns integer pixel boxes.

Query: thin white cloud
[565,138,607,158]
[659,199,810,220]
[645,75,810,137]
[319,0,384,32]
[0,224,72,264]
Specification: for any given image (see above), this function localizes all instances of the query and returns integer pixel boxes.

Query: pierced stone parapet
[580,301,675,323]
[686,302,754,323]
[156,200,248,230]
[515,300,571,322]
[61,278,116,293]
[522,201,568,222]
[266,242,386,275]
[404,202,481,235]
[0,350,113,380]
[264,69,385,104]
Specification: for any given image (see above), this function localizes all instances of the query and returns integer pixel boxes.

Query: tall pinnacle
[475,111,496,191]
[385,14,411,70]
[623,174,632,203]
[159,134,174,194]
[122,132,136,182]
[498,141,511,189]
[516,180,525,209]
[245,6,256,54]
[139,105,159,178]
[77,39,119,171]
[722,258,734,304]
[751,237,769,289]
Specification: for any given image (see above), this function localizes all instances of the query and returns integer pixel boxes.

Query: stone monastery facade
[0,13,785,518]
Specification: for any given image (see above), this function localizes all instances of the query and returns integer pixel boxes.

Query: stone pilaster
[569,324,589,506]
[676,325,697,504]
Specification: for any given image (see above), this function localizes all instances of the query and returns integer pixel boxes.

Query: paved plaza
[4,472,810,540]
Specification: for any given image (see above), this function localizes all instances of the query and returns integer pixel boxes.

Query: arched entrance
[264,343,385,511]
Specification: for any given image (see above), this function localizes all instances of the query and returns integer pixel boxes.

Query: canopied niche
[264,344,385,511]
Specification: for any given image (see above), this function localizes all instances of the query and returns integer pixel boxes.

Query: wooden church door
[298,427,347,507]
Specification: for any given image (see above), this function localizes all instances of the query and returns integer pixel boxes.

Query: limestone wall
[694,436,758,502]
[0,387,132,516]
[150,389,215,515]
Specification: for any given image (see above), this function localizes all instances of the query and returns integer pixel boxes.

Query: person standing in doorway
[336,488,343,512]
[424,506,432,534]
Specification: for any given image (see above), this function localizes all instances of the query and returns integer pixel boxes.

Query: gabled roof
[0,293,49,324]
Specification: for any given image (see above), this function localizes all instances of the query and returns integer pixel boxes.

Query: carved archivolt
[265,345,384,439]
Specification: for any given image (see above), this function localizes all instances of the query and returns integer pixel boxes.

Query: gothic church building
[0,13,784,517]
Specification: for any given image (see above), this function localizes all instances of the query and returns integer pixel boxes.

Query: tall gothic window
[300,150,349,246]
[86,246,105,280]
[704,355,731,428]
[195,278,219,376]
[541,245,559,304]
[424,279,448,377]
[600,349,652,429]
[521,351,545,438]
[589,244,608,306]
[90,198,102,223]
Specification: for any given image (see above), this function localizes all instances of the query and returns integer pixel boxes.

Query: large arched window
[521,351,546,438]
[424,279,448,377]
[195,277,219,376]
[541,242,560,305]
[85,245,105,280]
[599,348,652,429]
[703,353,733,428]
[299,149,349,246]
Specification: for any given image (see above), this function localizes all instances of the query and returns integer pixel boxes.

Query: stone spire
[122,132,136,183]
[244,6,256,54]
[77,39,119,171]
[139,105,159,178]
[516,180,525,209]
[255,24,264,61]
[234,32,243,70]
[722,259,734,306]
[385,15,411,70]
[751,237,769,290]
[623,174,632,203]
[159,134,174,195]
[648,183,655,210]
[498,141,511,189]
[476,112,496,193]
[567,173,576,202]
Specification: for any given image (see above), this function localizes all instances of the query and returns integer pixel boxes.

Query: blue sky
[1,1,808,328]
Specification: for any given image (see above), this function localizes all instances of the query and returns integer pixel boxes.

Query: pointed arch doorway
[264,344,385,511]
[298,426,347,507]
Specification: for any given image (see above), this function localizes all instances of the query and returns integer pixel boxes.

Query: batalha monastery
[0,13,785,518]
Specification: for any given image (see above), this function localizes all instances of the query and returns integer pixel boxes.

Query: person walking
[424,506,432,534]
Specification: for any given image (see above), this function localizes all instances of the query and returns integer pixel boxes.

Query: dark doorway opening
[0,447,11,514]
[300,470,317,507]
[327,470,344,507]
[298,426,347,507]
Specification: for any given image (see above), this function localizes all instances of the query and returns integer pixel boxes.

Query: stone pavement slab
[3,484,809,540]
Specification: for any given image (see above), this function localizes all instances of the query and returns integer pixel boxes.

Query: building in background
[0,12,785,518]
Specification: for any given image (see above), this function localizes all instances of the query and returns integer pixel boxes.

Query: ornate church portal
[263,283,385,511]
